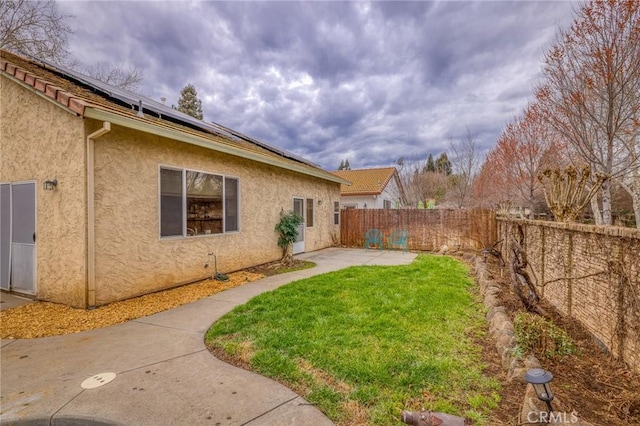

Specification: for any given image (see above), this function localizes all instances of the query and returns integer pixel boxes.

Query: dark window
[160,167,239,238]
[225,178,239,232]
[160,168,183,237]
[306,198,314,227]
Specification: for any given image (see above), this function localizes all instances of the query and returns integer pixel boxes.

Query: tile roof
[332,167,399,196]
[0,49,346,184]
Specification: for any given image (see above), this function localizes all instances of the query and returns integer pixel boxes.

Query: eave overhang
[84,107,350,186]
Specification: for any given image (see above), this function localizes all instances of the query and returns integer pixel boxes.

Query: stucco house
[0,50,347,308]
[332,167,406,209]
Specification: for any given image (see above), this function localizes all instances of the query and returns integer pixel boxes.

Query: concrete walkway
[0,291,34,311]
[0,248,416,425]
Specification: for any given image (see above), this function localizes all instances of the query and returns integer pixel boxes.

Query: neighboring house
[332,167,406,209]
[0,50,348,308]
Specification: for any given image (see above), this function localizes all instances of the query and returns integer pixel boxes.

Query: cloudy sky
[59,1,577,171]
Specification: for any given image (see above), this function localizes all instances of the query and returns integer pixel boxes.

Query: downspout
[86,122,111,308]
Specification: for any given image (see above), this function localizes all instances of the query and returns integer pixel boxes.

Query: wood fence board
[340,208,497,251]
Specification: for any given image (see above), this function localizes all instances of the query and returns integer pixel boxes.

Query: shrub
[274,210,304,264]
[513,312,576,359]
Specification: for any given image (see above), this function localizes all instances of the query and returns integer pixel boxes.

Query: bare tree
[537,0,640,225]
[538,165,605,222]
[618,147,640,226]
[397,158,449,207]
[0,0,72,63]
[473,149,512,210]
[396,158,422,207]
[83,62,144,92]
[615,90,640,225]
[420,171,449,204]
[447,127,480,209]
[489,103,562,218]
[1,1,144,92]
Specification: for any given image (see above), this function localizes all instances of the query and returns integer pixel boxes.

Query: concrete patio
[0,248,416,425]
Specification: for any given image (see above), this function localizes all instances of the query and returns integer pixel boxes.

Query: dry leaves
[0,271,264,339]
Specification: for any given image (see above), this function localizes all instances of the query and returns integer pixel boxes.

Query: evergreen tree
[424,154,436,172]
[436,152,452,175]
[338,159,351,170]
[176,84,203,120]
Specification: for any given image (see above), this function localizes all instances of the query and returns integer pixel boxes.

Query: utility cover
[81,372,116,389]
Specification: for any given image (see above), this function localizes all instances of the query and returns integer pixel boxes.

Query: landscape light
[525,368,555,413]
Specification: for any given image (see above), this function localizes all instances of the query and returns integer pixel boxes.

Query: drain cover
[81,372,116,389]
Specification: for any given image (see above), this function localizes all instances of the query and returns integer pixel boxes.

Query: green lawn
[205,254,499,425]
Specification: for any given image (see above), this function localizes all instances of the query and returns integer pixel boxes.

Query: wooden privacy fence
[340,208,497,251]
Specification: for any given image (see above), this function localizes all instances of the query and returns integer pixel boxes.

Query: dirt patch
[480,255,640,425]
[244,259,314,276]
[206,335,255,371]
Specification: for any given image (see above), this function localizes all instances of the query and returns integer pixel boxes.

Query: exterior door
[8,182,36,294]
[1,184,10,290]
[292,198,305,254]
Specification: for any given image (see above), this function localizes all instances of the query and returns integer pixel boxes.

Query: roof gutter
[83,107,350,185]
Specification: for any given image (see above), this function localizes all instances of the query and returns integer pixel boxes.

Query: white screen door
[8,182,36,294]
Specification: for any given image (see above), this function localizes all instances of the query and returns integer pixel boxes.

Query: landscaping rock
[484,293,500,309]
[462,252,475,261]
[523,354,542,369]
[508,366,529,383]
[486,306,506,322]
[474,256,545,385]
[0,270,265,339]
[495,331,515,351]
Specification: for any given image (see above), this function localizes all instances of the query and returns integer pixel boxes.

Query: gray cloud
[60,0,576,170]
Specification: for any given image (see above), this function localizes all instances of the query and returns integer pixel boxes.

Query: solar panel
[37,59,319,167]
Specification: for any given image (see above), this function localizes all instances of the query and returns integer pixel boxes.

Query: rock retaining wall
[474,257,541,382]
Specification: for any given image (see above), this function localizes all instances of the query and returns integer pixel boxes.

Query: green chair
[364,228,383,250]
[387,230,409,253]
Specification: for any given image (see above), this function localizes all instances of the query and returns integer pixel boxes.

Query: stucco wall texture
[91,121,340,305]
[2,74,340,308]
[1,76,88,307]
